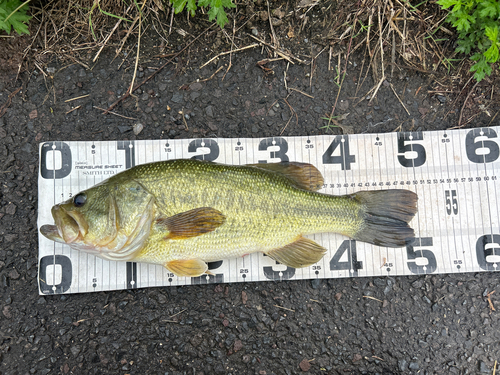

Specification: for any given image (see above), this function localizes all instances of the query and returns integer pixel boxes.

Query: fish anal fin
[165,259,208,277]
[157,207,226,240]
[266,236,327,268]
[246,162,324,191]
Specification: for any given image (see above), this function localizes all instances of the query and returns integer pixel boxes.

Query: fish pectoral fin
[266,236,327,268]
[157,207,226,240]
[165,259,208,277]
[246,162,324,191]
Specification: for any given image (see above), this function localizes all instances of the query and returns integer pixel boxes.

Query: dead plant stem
[105,25,214,114]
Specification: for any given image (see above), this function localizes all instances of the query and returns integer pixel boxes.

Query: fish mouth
[40,205,88,244]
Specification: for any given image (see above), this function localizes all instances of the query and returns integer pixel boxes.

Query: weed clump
[437,0,500,81]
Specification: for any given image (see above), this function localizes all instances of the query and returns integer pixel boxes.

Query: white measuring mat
[37,127,500,294]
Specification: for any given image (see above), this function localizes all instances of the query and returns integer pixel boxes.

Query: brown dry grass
[11,0,492,121]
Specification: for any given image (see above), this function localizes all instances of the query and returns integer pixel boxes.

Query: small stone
[29,109,38,119]
[412,279,424,288]
[70,345,81,357]
[117,125,132,133]
[299,358,311,372]
[171,92,184,103]
[233,340,243,352]
[189,82,203,91]
[338,100,349,111]
[251,125,259,133]
[8,269,20,279]
[365,114,372,120]
[5,203,16,215]
[436,95,447,103]
[334,293,342,301]
[190,333,203,347]
[241,291,248,305]
[205,106,214,118]
[2,306,12,318]
[158,83,167,91]
[418,107,429,115]
[409,362,419,370]
[4,234,16,242]
[352,354,362,362]
[398,359,408,371]
[311,279,320,289]
[133,123,144,135]
[479,361,490,373]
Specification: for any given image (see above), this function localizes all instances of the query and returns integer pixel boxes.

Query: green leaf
[454,17,471,32]
[436,0,459,8]
[470,58,492,82]
[186,0,197,15]
[204,0,235,28]
[485,26,499,43]
[479,1,499,18]
[0,0,32,35]
[484,44,499,63]
[171,0,188,13]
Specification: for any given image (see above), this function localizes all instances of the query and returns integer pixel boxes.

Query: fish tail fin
[351,189,418,248]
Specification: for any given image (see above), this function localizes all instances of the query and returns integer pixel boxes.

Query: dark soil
[1,2,500,374]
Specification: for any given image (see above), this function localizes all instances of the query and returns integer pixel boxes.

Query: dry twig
[105,25,214,114]
[200,44,259,69]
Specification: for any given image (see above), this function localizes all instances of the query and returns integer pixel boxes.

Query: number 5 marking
[445,190,458,215]
[406,237,437,274]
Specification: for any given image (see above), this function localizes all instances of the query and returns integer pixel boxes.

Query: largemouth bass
[40,159,418,277]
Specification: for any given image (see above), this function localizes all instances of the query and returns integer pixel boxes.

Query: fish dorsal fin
[266,236,327,268]
[247,162,324,191]
[165,259,208,277]
[157,207,226,240]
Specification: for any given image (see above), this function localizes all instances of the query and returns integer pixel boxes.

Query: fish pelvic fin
[351,189,418,247]
[246,162,324,191]
[266,236,327,268]
[157,207,226,240]
[165,259,208,277]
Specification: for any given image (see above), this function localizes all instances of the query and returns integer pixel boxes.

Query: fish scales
[129,160,363,264]
[40,159,418,277]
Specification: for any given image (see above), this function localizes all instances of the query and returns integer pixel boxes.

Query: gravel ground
[1,12,500,374]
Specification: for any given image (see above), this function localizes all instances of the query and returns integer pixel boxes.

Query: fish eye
[73,193,87,207]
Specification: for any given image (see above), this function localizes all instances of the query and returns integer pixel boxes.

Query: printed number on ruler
[38,128,500,293]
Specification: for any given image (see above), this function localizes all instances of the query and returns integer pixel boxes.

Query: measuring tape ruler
[37,127,500,295]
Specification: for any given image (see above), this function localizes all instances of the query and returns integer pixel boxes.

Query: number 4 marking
[322,135,355,170]
[330,240,363,276]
